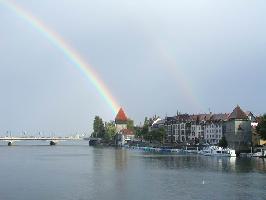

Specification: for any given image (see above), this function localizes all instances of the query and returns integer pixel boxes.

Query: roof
[120,129,134,136]
[210,113,229,121]
[246,111,252,116]
[228,105,248,120]
[191,114,212,121]
[175,114,191,122]
[152,118,162,126]
[115,107,128,122]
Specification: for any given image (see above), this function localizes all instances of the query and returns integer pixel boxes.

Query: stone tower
[224,105,252,151]
[115,108,128,132]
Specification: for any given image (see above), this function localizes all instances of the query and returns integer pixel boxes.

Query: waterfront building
[165,116,178,143]
[204,114,228,145]
[150,118,165,130]
[165,113,227,145]
[190,114,210,143]
[246,111,256,122]
[224,105,252,151]
[190,120,203,143]
[114,107,135,146]
[120,129,135,142]
[164,114,192,143]
[115,108,128,132]
[150,106,254,147]
[175,114,191,143]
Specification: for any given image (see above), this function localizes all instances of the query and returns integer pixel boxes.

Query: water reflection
[135,152,266,173]
[114,148,128,171]
[0,145,265,200]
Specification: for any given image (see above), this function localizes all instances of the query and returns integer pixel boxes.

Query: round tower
[115,108,128,132]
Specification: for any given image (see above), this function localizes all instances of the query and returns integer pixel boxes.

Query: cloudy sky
[0,0,265,135]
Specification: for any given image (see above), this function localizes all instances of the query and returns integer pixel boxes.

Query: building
[120,129,135,142]
[150,118,165,130]
[164,114,192,143]
[114,107,135,146]
[191,114,210,143]
[224,105,252,151]
[164,113,227,145]
[150,105,253,148]
[115,108,128,132]
[204,114,228,145]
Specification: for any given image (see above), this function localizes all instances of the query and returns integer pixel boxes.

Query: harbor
[0,144,265,200]
[124,145,266,158]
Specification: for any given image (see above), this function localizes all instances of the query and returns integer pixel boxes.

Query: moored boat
[199,146,236,157]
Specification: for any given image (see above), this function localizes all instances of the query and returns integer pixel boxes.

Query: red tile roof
[120,129,134,136]
[115,107,128,122]
[228,105,248,120]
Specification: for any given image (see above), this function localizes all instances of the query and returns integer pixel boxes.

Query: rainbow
[1,0,120,114]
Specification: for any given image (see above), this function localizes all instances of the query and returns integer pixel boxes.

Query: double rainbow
[1,0,120,114]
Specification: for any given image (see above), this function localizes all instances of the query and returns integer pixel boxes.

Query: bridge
[0,136,81,146]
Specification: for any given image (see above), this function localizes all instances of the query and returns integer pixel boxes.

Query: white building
[204,114,228,145]
[204,122,223,145]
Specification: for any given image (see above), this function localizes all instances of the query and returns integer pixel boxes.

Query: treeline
[91,115,166,143]
[256,114,266,140]
[91,116,116,140]
[135,117,166,144]
[91,116,134,141]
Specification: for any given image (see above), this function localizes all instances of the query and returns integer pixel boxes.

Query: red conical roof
[115,108,128,122]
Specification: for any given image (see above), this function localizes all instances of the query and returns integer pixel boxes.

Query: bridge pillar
[50,141,57,145]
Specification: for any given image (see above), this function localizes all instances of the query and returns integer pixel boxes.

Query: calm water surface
[0,141,265,200]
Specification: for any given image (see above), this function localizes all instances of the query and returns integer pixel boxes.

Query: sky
[0,0,265,135]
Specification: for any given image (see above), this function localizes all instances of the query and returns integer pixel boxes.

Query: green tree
[92,116,105,138]
[218,136,228,148]
[104,121,116,140]
[194,137,200,145]
[141,124,150,140]
[134,126,142,138]
[256,114,266,140]
[151,127,166,143]
[144,117,149,126]
[127,118,134,130]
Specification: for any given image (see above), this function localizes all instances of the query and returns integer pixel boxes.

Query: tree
[144,117,149,126]
[151,127,166,143]
[92,116,105,138]
[194,137,200,145]
[256,114,266,140]
[218,136,228,148]
[104,121,116,140]
[127,118,134,130]
[134,126,142,138]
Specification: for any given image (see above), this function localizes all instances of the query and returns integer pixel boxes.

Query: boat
[240,148,266,158]
[249,149,266,158]
[199,146,236,157]
[126,146,182,154]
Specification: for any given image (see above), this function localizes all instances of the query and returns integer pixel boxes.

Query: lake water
[0,141,265,200]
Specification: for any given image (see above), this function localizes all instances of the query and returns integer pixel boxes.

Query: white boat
[199,146,236,157]
[240,148,266,158]
[250,149,266,157]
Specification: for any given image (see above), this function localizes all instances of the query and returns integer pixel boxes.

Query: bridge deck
[0,137,80,141]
